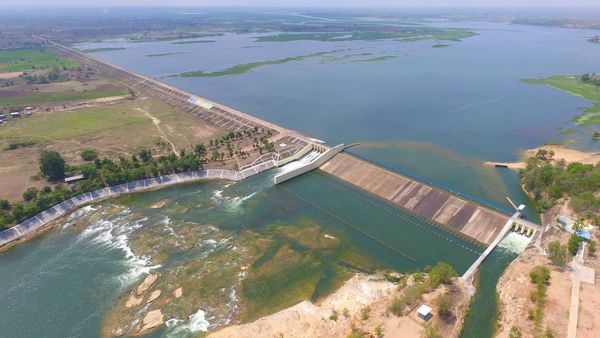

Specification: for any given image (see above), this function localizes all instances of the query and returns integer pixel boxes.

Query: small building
[25,107,33,115]
[64,174,85,184]
[417,304,432,320]
[0,114,5,121]
[10,112,20,118]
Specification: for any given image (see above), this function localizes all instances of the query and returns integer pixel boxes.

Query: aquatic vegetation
[170,40,216,44]
[180,51,333,77]
[255,29,477,43]
[523,75,600,125]
[432,43,450,48]
[319,53,372,64]
[146,52,186,57]
[350,55,396,63]
[82,47,126,53]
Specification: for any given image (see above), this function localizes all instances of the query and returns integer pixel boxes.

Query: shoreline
[0,163,274,251]
[484,145,600,170]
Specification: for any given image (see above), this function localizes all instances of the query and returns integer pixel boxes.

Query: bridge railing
[342,149,514,215]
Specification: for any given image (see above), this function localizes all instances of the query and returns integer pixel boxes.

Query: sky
[1,0,599,8]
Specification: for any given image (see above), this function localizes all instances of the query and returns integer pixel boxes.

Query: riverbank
[210,273,470,338]
[0,164,273,251]
[484,145,600,170]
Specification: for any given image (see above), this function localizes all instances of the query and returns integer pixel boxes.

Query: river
[1,18,597,337]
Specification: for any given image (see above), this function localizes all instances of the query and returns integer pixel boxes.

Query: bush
[0,199,11,210]
[329,309,339,321]
[529,266,550,285]
[589,240,596,255]
[80,148,98,161]
[388,296,405,316]
[429,262,457,288]
[437,294,453,319]
[568,234,583,256]
[22,187,39,201]
[547,241,567,266]
[509,326,523,338]
[374,324,383,337]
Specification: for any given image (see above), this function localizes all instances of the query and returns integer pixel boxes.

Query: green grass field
[523,75,600,125]
[181,51,331,77]
[0,103,151,145]
[0,90,125,106]
[0,49,79,72]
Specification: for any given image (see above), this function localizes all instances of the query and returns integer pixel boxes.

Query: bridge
[4,41,539,275]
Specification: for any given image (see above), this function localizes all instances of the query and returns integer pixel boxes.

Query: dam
[2,41,538,276]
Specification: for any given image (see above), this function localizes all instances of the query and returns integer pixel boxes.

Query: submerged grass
[255,29,477,43]
[180,51,332,77]
[82,47,126,53]
[351,55,396,63]
[523,75,600,125]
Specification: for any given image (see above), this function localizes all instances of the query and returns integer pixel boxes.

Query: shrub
[0,199,11,210]
[388,296,405,316]
[437,294,453,319]
[80,148,98,161]
[547,241,567,266]
[509,326,523,338]
[374,324,383,337]
[529,266,550,285]
[429,262,457,288]
[329,309,339,321]
[589,240,596,255]
[568,234,583,256]
[22,187,39,201]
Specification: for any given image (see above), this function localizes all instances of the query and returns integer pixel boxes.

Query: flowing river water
[0,18,598,337]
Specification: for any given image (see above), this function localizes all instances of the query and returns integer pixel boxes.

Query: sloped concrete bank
[0,161,274,249]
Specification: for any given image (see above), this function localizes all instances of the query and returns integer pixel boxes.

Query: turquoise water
[1,17,597,338]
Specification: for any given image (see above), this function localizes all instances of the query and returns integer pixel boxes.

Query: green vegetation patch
[351,55,396,63]
[82,47,126,53]
[181,51,332,77]
[520,152,600,221]
[319,52,372,64]
[523,75,600,125]
[255,29,476,43]
[432,43,450,48]
[0,49,79,72]
[0,90,124,106]
[0,103,150,145]
[146,52,186,57]
[170,40,216,44]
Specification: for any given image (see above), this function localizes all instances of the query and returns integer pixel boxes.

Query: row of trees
[0,147,207,229]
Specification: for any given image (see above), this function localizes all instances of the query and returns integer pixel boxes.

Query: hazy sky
[2,0,599,8]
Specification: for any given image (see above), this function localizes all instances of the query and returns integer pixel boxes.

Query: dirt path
[135,107,178,155]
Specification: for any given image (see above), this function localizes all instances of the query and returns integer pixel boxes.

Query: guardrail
[343,149,513,215]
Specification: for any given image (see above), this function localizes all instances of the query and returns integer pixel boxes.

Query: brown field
[0,95,224,201]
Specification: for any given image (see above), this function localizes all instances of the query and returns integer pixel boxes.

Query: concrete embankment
[319,153,510,245]
[273,144,345,184]
[0,162,274,249]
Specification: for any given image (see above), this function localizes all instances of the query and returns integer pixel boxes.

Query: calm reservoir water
[1,19,597,337]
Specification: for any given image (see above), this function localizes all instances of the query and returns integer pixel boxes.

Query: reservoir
[0,19,595,337]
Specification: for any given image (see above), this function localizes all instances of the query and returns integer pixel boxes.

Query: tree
[436,294,453,320]
[39,150,65,180]
[139,149,152,163]
[22,187,39,201]
[547,241,567,266]
[589,240,596,255]
[529,266,550,285]
[0,199,11,210]
[80,148,97,161]
[429,262,457,288]
[568,234,583,256]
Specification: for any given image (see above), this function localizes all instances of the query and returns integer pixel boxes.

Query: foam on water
[496,231,531,254]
